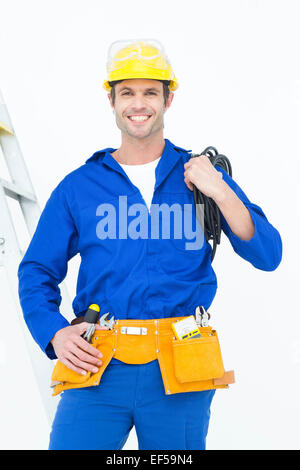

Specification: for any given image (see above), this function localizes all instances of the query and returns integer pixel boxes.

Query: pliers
[99,312,115,330]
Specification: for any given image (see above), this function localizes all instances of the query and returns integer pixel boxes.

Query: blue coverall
[18,138,282,450]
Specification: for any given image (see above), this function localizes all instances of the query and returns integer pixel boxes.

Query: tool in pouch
[171,315,201,340]
[170,306,231,384]
[50,304,113,389]
[81,303,101,342]
[70,305,115,335]
[81,305,115,341]
[171,306,211,340]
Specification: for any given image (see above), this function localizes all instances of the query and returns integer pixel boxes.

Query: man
[18,39,282,450]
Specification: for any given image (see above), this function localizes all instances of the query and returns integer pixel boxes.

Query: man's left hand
[184,155,226,201]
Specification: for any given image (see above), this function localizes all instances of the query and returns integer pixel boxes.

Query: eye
[121,91,157,96]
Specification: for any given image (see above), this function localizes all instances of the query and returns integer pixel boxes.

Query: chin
[128,132,152,139]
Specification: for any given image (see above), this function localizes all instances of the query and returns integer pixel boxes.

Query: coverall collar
[85,138,192,191]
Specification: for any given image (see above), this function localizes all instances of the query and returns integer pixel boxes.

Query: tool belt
[50,316,235,396]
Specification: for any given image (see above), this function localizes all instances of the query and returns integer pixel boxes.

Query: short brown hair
[109,80,171,107]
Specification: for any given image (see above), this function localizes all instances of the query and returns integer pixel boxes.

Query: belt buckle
[121,327,147,335]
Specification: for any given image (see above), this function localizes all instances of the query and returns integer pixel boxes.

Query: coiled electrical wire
[191,146,232,263]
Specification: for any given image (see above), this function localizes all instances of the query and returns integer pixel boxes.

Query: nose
[130,93,149,112]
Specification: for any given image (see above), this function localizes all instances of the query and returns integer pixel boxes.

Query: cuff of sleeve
[222,202,282,271]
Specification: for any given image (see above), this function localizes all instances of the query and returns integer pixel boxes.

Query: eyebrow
[118,86,160,93]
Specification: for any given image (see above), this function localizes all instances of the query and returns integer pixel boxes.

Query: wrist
[50,334,56,346]
[212,180,230,205]
[50,328,62,346]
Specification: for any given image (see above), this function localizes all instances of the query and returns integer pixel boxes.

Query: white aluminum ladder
[0,89,73,423]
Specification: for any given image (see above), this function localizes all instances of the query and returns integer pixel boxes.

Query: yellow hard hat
[103,39,179,92]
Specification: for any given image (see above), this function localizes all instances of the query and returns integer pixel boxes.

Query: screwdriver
[81,304,100,343]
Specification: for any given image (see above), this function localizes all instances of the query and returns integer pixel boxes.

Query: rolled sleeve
[216,166,283,271]
[18,177,78,359]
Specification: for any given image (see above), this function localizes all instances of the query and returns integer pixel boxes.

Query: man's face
[108,78,173,140]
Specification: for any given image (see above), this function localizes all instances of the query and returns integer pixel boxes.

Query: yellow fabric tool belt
[51,316,235,396]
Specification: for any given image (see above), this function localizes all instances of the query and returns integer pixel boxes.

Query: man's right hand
[50,323,109,375]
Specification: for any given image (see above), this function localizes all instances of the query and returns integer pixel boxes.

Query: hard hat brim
[103,77,178,92]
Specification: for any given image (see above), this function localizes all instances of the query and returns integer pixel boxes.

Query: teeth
[128,115,150,122]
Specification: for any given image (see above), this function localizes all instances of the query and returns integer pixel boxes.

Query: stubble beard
[114,110,165,139]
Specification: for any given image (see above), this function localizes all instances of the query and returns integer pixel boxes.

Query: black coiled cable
[191,146,232,263]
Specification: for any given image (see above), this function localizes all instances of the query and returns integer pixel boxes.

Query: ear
[107,93,114,110]
[165,92,174,111]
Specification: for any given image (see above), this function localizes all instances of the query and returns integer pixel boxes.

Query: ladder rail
[0,91,44,238]
[0,90,73,424]
[0,91,35,196]
[0,183,60,422]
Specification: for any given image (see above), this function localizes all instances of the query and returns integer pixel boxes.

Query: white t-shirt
[119,156,161,211]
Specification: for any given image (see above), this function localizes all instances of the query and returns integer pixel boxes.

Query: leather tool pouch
[50,317,235,396]
[171,329,225,383]
[157,323,234,394]
[51,329,115,396]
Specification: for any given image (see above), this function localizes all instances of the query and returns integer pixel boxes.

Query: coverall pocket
[172,333,225,383]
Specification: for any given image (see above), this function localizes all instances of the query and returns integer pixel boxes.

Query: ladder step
[0,177,36,202]
[0,120,14,135]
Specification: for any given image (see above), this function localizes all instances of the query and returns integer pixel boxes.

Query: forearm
[212,180,255,241]
[18,177,79,359]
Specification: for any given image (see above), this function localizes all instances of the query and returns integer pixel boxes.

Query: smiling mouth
[127,115,152,123]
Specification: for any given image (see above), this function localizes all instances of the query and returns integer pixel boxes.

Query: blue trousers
[49,359,215,450]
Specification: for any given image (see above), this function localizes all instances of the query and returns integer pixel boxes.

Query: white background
[0,0,299,450]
